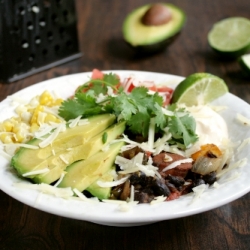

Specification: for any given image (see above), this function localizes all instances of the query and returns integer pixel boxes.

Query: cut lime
[171,73,228,106]
[208,17,250,58]
[239,54,250,75]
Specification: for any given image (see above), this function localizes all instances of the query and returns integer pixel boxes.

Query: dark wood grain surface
[1,0,250,249]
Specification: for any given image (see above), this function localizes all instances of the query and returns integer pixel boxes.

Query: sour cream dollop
[185,105,228,156]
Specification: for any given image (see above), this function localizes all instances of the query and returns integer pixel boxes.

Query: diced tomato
[148,85,157,92]
[156,86,174,94]
[145,151,152,158]
[167,191,181,201]
[127,83,135,92]
[123,77,135,92]
[155,85,174,106]
[91,68,104,80]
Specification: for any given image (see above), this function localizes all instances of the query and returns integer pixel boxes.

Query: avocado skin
[86,167,115,200]
[123,3,186,54]
[125,33,180,54]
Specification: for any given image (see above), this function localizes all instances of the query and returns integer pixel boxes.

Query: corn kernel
[30,123,39,133]
[45,114,58,123]
[39,91,53,105]
[0,133,8,142]
[2,134,14,144]
[51,98,63,106]
[15,131,24,142]
[30,105,44,125]
[3,120,13,132]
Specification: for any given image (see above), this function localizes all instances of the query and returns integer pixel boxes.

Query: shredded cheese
[237,137,250,152]
[236,113,250,126]
[136,163,158,177]
[129,185,135,202]
[148,118,155,150]
[53,172,66,187]
[150,195,166,205]
[190,184,208,204]
[216,158,247,178]
[22,168,50,177]
[68,115,82,128]
[4,143,39,150]
[13,182,74,198]
[73,188,99,203]
[0,148,11,160]
[59,154,69,164]
[162,158,193,172]
[97,175,129,188]
[78,119,89,126]
[39,123,66,148]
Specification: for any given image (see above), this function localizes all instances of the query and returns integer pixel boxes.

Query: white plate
[0,71,250,227]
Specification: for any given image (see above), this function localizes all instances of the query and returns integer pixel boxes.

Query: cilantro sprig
[58,73,198,148]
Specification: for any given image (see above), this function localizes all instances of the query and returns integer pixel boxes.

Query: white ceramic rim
[0,70,250,227]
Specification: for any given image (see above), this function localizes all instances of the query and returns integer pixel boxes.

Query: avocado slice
[11,114,116,177]
[58,141,124,193]
[122,3,186,53]
[33,121,126,184]
[86,167,115,200]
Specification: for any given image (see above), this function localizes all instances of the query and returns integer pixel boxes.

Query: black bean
[134,192,154,203]
[166,181,178,192]
[129,171,148,186]
[203,171,217,184]
[167,175,185,187]
[192,178,205,187]
[152,178,170,196]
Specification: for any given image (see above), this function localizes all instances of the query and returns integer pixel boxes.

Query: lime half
[171,73,228,106]
[239,54,250,75]
[208,17,250,58]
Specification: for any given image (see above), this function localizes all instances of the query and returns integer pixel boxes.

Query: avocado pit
[141,3,172,26]
[122,3,186,54]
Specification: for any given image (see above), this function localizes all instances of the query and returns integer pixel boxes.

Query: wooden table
[1,0,250,249]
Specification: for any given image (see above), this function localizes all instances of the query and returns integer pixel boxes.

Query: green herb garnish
[58,73,198,148]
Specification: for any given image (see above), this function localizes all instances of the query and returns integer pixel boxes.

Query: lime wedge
[171,73,228,106]
[208,17,250,58]
[239,54,250,75]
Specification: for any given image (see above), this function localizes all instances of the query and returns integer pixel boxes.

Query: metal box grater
[0,0,81,82]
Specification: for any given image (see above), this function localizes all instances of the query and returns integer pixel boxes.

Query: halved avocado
[122,3,186,53]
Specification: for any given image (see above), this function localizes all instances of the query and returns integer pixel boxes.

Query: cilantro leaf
[58,94,105,120]
[110,92,137,120]
[154,103,167,130]
[127,112,151,137]
[103,73,120,86]
[168,112,198,147]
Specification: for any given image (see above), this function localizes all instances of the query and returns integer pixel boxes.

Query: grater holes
[27,21,34,30]
[51,13,58,23]
[29,54,35,62]
[35,36,41,44]
[19,6,25,15]
[31,4,40,14]
[66,40,73,49]
[16,58,23,66]
[39,17,46,27]
[12,26,20,34]
[42,49,48,56]
[54,44,60,54]
[21,40,29,49]
[47,31,53,41]
[59,27,65,37]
